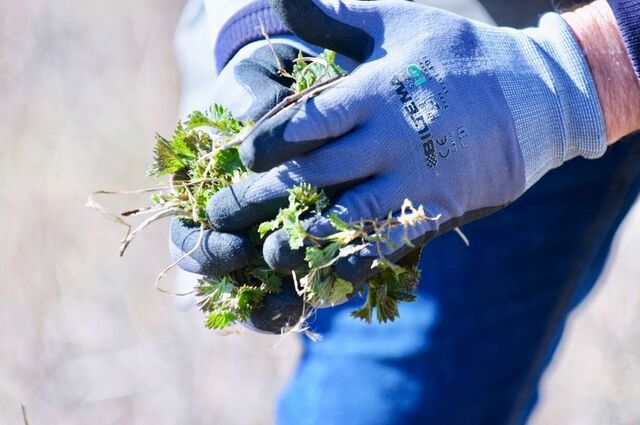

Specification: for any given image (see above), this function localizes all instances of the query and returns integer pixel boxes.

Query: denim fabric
[278,133,640,425]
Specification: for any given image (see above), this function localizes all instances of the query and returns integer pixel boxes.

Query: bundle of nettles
[102,50,430,334]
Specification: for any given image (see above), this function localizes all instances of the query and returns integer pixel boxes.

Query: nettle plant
[90,50,437,334]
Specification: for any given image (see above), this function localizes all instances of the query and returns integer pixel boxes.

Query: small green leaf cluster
[258,182,329,249]
[351,260,420,323]
[290,50,343,93]
[148,105,250,223]
[260,185,423,322]
[197,269,282,329]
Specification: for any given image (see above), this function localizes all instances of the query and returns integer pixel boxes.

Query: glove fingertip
[205,185,244,230]
[335,255,376,285]
[169,219,254,276]
[263,230,307,272]
[206,173,285,232]
[246,277,306,334]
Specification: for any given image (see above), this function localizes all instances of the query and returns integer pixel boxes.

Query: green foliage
[214,147,243,178]
[147,104,249,223]
[236,286,265,319]
[144,49,425,331]
[291,50,344,93]
[351,264,420,324]
[257,184,329,249]
[207,311,237,330]
[187,104,245,135]
[250,268,283,292]
[148,134,189,177]
[264,184,425,319]
[329,278,354,306]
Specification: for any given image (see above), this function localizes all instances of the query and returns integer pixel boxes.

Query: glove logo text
[391,58,452,169]
[391,74,438,168]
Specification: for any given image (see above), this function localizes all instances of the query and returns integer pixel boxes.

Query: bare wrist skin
[563,0,640,144]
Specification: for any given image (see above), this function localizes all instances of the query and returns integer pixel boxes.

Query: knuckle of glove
[244,277,306,334]
[334,255,375,285]
[169,218,253,276]
[263,229,307,272]
[239,106,328,173]
[205,173,283,232]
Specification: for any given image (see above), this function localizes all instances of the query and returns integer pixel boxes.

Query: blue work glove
[205,0,608,283]
[169,38,316,277]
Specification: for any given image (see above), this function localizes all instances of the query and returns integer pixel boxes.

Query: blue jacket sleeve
[214,0,290,73]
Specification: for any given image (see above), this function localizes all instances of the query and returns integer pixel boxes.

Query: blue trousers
[278,134,640,425]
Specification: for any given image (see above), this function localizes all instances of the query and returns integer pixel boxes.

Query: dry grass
[0,0,638,424]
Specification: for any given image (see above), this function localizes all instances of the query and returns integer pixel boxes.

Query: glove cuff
[214,0,291,73]
[516,13,607,188]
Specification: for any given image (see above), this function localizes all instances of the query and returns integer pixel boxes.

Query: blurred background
[0,0,639,424]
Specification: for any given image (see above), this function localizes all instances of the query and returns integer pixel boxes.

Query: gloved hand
[169,37,317,277]
[203,0,608,283]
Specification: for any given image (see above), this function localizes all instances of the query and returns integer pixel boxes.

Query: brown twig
[86,195,133,244]
[259,19,290,78]
[121,201,183,217]
[221,75,347,150]
[118,207,184,256]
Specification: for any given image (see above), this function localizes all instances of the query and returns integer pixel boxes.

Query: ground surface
[0,0,639,424]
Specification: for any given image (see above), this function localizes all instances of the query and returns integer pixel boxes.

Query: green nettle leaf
[186,110,217,130]
[305,243,339,269]
[328,212,350,231]
[186,105,244,136]
[305,247,325,269]
[351,301,373,324]
[206,311,237,329]
[170,129,199,159]
[148,134,186,177]
[349,263,421,324]
[327,278,353,306]
[209,104,245,136]
[250,269,282,293]
[288,183,329,212]
[321,243,339,263]
[257,221,275,238]
[196,276,236,312]
[214,146,244,176]
[288,223,306,250]
[304,269,333,304]
[282,208,299,226]
[291,49,343,93]
[236,286,264,320]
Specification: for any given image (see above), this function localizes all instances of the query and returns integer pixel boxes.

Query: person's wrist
[563,0,640,144]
